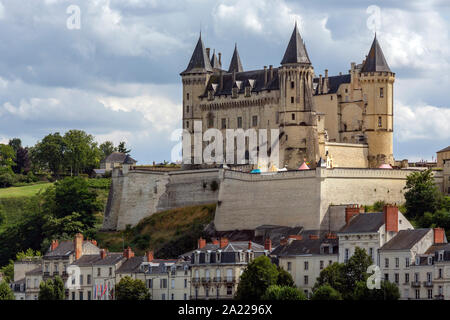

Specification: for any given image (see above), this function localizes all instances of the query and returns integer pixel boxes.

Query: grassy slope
[96,204,216,257]
[0,183,53,199]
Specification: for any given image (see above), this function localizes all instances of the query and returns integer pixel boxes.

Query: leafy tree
[117,141,131,154]
[313,262,346,294]
[262,285,306,300]
[8,138,22,155]
[404,169,441,220]
[99,141,116,160]
[16,248,42,261]
[0,144,16,168]
[235,255,278,300]
[63,130,100,175]
[115,276,150,300]
[311,284,342,300]
[43,212,86,240]
[353,280,400,300]
[32,133,66,175]
[0,281,15,300]
[0,261,14,283]
[276,266,295,287]
[342,247,373,298]
[38,276,65,300]
[12,147,31,174]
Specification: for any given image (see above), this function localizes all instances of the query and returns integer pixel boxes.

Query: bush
[263,285,306,300]
[311,285,342,300]
[0,172,16,188]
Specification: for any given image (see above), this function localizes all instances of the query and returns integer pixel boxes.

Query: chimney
[384,204,398,232]
[211,237,219,245]
[269,65,273,82]
[434,228,445,244]
[123,247,135,259]
[309,234,319,240]
[146,250,154,262]
[248,240,252,250]
[264,238,272,251]
[323,69,329,93]
[206,48,210,59]
[74,233,83,260]
[198,237,206,249]
[318,74,323,94]
[345,205,360,225]
[51,240,59,251]
[100,249,107,259]
[90,240,97,247]
[219,237,229,248]
[264,66,268,86]
[218,52,222,65]
[288,235,302,241]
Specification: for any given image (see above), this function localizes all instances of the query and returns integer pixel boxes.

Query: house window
[394,273,399,284]
[109,267,112,276]
[221,118,227,129]
[378,117,382,127]
[291,97,294,104]
[79,291,84,301]
[380,87,384,98]
[415,289,420,299]
[184,279,188,288]
[79,275,83,285]
[414,273,419,283]
[148,279,152,288]
[405,273,409,283]
[320,261,324,270]
[428,257,433,265]
[405,257,410,268]
[344,249,349,262]
[384,273,389,281]
[427,272,432,283]
[171,279,175,289]
[184,293,187,300]
[54,264,58,272]
[439,252,444,261]
[162,293,166,300]
[237,117,242,128]
[304,275,308,285]
[291,81,295,89]
[438,268,443,279]
[88,291,91,300]
[252,116,258,127]
[87,275,91,285]
[291,113,295,120]
[287,262,292,271]
[304,261,309,270]
[161,279,167,289]
[395,258,399,268]
[97,268,101,277]
[427,289,433,299]
[72,292,75,300]
[385,258,389,268]
[369,248,374,260]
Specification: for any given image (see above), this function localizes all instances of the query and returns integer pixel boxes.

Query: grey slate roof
[228,44,244,73]
[281,23,311,65]
[44,241,76,258]
[210,50,221,70]
[181,34,213,74]
[338,212,385,234]
[104,152,136,164]
[361,35,391,73]
[116,256,144,273]
[313,74,351,95]
[437,146,450,153]
[71,253,124,267]
[380,229,431,251]
[271,230,338,257]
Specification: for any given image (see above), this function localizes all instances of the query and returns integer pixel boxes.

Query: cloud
[0,2,4,20]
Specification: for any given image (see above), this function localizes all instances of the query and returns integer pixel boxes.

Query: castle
[181,24,395,169]
[103,25,418,233]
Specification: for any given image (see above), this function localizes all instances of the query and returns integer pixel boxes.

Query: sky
[0,0,449,164]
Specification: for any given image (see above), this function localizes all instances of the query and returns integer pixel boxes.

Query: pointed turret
[210,50,221,70]
[181,34,213,74]
[281,22,311,65]
[228,44,244,73]
[361,34,391,72]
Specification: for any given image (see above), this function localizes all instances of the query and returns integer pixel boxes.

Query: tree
[276,266,295,287]
[0,261,14,283]
[342,247,373,298]
[262,285,306,300]
[404,169,441,220]
[115,276,150,300]
[311,284,342,300]
[13,147,31,174]
[117,141,131,154]
[353,280,400,300]
[235,255,279,300]
[38,276,65,300]
[8,138,22,155]
[313,262,346,294]
[99,141,116,160]
[0,144,16,168]
[0,281,15,300]
[32,133,66,175]
[63,130,100,175]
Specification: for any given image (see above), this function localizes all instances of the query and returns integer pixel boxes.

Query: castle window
[252,116,258,127]
[221,118,227,129]
[331,96,333,101]
[232,87,238,98]
[187,93,190,100]
[291,97,294,104]
[291,81,295,89]
[186,106,189,113]
[291,113,295,120]
[186,121,189,129]
[237,117,242,129]
[245,87,251,97]
[378,117,382,128]
[275,112,279,124]
[380,87,384,98]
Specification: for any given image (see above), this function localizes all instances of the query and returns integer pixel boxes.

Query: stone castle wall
[104,166,418,232]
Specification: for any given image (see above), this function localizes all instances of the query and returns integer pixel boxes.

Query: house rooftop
[380,229,431,250]
[338,212,385,234]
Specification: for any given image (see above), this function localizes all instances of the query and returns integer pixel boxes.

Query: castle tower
[180,34,213,167]
[278,23,321,169]
[228,44,244,73]
[360,35,395,168]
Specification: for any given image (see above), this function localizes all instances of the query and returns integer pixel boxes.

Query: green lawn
[0,183,53,199]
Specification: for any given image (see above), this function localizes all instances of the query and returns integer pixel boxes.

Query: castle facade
[181,24,395,169]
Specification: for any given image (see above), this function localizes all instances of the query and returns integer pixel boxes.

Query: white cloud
[0,2,4,20]
[395,101,450,141]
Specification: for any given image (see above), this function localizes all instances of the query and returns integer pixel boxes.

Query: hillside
[96,204,216,258]
[0,183,53,199]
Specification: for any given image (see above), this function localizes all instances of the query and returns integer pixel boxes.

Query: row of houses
[10,204,450,300]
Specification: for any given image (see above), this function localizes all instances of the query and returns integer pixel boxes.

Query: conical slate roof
[361,34,391,73]
[210,50,221,69]
[281,23,311,65]
[228,44,244,73]
[181,34,213,74]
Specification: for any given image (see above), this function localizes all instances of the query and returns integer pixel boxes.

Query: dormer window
[232,87,238,98]
[428,257,433,265]
[416,257,420,266]
[245,86,251,97]
[208,90,214,101]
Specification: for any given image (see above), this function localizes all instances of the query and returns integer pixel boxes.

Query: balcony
[192,277,201,284]
[53,272,60,276]
[225,277,236,284]
[411,281,421,288]
[213,277,222,283]
[201,277,211,284]
[423,281,433,288]
[43,272,50,277]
